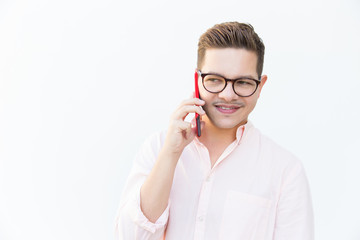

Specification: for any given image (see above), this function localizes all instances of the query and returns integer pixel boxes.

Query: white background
[1,0,359,239]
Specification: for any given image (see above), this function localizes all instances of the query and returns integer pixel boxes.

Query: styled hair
[197,22,265,77]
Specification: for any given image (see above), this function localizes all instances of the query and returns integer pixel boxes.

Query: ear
[257,75,268,98]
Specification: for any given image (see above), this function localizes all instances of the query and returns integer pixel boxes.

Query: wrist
[158,144,183,165]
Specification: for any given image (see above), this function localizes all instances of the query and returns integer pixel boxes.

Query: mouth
[214,103,243,114]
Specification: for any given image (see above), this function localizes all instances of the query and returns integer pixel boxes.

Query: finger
[177,121,194,140]
[174,98,205,117]
[186,126,196,140]
[178,98,205,108]
[189,120,205,138]
[173,105,206,120]
[200,120,206,131]
[176,120,191,132]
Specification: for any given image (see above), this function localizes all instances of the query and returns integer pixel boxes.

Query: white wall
[0,0,359,239]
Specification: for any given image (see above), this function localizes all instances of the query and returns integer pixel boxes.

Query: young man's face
[198,48,267,130]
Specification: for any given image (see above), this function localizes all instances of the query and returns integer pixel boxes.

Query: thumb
[200,120,205,131]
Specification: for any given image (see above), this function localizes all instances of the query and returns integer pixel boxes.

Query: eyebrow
[205,71,259,80]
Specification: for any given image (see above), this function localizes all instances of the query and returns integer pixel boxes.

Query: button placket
[193,172,213,239]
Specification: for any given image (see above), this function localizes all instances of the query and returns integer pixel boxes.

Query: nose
[218,81,238,102]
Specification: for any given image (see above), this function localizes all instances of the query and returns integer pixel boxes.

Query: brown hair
[197,22,265,77]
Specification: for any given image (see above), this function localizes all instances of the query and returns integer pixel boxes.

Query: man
[116,22,314,239]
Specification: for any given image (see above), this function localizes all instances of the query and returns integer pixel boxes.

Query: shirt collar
[235,121,254,145]
[194,121,254,146]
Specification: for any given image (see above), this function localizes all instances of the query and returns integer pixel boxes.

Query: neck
[199,116,245,146]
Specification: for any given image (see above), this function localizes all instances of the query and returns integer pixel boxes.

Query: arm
[273,162,314,240]
[140,97,205,222]
[115,97,205,240]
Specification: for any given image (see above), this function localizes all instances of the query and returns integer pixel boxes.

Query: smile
[218,106,237,110]
[214,104,242,114]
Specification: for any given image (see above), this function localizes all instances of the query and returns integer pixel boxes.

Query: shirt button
[198,216,204,222]
[206,176,211,182]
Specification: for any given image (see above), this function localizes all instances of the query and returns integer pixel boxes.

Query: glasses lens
[203,75,226,93]
[234,79,258,96]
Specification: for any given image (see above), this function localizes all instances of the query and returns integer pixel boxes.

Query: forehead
[202,48,258,78]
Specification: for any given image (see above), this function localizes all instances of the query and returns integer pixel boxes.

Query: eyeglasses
[198,70,261,97]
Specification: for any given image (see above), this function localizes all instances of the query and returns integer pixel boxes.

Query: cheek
[198,81,206,96]
[200,93,215,113]
[199,87,212,101]
[243,95,259,110]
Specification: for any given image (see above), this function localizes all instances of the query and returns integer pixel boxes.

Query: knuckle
[180,99,188,106]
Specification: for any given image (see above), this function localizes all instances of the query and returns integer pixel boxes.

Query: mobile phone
[194,71,201,137]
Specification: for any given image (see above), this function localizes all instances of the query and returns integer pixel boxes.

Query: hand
[163,97,206,156]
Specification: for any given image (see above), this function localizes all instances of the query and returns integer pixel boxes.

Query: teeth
[219,106,235,110]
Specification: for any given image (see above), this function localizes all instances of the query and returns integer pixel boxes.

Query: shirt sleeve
[115,133,170,240]
[273,161,314,240]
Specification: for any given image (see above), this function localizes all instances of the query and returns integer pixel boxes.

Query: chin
[204,107,249,130]
[210,118,247,130]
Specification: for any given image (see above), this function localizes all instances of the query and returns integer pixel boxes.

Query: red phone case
[195,71,201,137]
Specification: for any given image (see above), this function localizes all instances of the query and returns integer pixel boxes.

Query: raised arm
[115,97,205,240]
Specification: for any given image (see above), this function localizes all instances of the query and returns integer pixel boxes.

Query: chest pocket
[219,190,272,240]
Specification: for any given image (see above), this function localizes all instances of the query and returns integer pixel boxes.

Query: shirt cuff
[128,190,170,234]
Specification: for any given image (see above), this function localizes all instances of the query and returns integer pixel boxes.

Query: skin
[198,48,267,166]
[140,48,267,223]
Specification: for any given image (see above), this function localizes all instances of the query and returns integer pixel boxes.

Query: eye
[206,77,221,82]
[235,79,256,87]
[204,75,224,84]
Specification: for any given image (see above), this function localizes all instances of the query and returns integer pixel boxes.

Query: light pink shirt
[115,122,314,239]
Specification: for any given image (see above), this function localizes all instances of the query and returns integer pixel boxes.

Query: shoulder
[253,127,309,185]
[249,125,303,169]
[133,130,167,168]
[137,129,169,156]
[142,130,166,150]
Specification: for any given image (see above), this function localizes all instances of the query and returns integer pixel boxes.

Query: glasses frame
[198,70,261,97]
